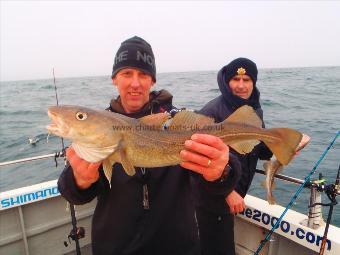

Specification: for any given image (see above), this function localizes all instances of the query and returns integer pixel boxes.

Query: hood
[217,65,262,112]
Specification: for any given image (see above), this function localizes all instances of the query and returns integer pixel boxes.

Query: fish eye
[76,112,87,121]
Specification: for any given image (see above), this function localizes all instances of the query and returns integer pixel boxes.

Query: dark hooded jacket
[193,64,273,255]
[199,68,273,199]
[58,89,240,255]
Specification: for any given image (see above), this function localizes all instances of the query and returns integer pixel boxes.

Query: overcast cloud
[1,1,340,81]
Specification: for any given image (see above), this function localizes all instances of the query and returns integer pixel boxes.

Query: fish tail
[263,128,302,165]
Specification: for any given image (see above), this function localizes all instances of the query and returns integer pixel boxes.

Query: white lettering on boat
[239,207,331,251]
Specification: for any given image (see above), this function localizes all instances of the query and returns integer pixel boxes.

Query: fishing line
[52,68,82,255]
[52,68,65,151]
[254,130,339,255]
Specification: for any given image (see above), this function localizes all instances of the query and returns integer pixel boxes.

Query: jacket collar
[108,89,173,118]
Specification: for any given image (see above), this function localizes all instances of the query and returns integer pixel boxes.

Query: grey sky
[1,1,340,81]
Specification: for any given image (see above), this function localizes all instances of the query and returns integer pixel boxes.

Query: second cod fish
[47,105,303,185]
[263,134,310,204]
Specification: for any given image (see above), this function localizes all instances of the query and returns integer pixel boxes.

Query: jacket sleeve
[257,142,273,160]
[190,153,241,213]
[57,163,99,205]
[193,152,241,197]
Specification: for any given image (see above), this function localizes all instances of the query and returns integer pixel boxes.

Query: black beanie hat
[224,57,258,85]
[112,36,156,82]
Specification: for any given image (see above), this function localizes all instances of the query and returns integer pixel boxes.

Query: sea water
[0,66,339,226]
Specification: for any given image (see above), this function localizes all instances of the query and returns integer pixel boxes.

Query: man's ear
[112,77,117,86]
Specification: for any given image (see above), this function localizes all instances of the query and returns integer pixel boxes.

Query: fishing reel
[309,172,339,208]
[323,183,339,206]
[63,226,85,247]
[54,147,67,167]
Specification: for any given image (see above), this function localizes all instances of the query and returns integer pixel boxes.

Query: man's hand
[66,147,101,189]
[180,134,229,181]
[226,190,245,214]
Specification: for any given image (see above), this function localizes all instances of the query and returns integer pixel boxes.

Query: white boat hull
[234,195,340,255]
[1,180,339,255]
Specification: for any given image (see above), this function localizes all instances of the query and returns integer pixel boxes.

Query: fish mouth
[46,109,68,136]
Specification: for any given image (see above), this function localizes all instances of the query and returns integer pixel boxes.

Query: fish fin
[102,153,119,188]
[225,105,263,128]
[262,128,303,165]
[102,159,114,188]
[72,142,118,163]
[229,140,260,154]
[119,150,136,176]
[117,141,136,176]
[139,113,170,129]
[170,111,214,130]
[218,105,264,154]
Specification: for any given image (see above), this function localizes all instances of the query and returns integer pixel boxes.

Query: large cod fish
[47,105,303,185]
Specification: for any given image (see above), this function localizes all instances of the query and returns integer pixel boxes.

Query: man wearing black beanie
[112,36,156,82]
[57,36,240,255]
[194,57,273,255]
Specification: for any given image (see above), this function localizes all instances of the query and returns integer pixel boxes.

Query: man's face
[113,68,154,113]
[228,74,254,99]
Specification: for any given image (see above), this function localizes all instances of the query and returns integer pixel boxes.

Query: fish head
[47,105,123,146]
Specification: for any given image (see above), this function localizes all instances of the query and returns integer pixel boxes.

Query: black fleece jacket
[57,89,239,255]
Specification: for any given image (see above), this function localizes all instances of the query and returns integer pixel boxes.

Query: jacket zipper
[141,167,150,210]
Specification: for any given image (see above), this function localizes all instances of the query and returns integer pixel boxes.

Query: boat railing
[0,151,65,167]
[255,169,340,194]
[255,169,335,229]
[1,153,338,230]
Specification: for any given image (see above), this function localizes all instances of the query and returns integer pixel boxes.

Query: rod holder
[307,186,324,229]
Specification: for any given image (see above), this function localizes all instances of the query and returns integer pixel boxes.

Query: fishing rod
[254,131,339,255]
[52,68,82,255]
[317,164,339,255]
[53,68,66,152]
